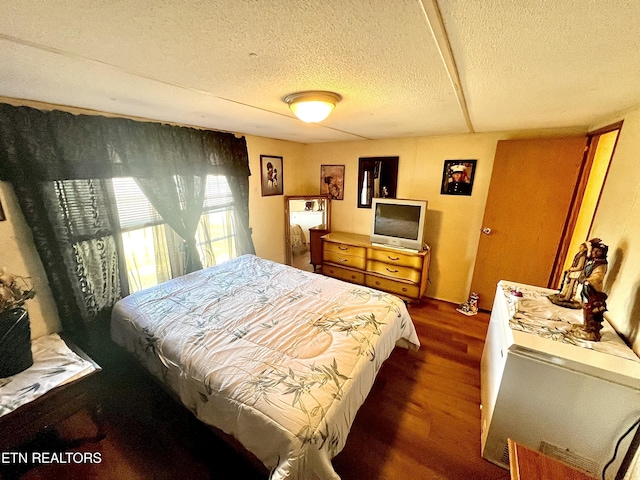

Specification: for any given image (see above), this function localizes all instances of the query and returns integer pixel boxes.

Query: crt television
[370,198,428,251]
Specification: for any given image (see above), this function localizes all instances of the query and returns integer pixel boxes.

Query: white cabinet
[480,281,640,477]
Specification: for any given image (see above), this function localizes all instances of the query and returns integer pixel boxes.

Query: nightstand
[0,336,104,451]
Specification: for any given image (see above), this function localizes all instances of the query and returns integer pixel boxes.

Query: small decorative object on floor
[457,291,479,316]
[0,268,36,377]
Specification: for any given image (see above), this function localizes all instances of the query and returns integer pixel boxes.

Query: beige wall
[248,127,587,304]
[0,182,62,338]
[301,134,502,302]
[589,106,640,357]
[245,135,307,264]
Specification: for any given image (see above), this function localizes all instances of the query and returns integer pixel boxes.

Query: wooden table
[508,439,597,480]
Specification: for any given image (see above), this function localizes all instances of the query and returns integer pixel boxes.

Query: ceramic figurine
[457,291,479,316]
[549,238,605,309]
[570,289,608,341]
[579,240,608,303]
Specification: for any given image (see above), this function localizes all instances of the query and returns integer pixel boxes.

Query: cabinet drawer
[366,260,421,283]
[367,249,423,269]
[324,242,367,259]
[322,264,344,280]
[366,275,420,299]
[324,250,367,270]
[322,265,365,284]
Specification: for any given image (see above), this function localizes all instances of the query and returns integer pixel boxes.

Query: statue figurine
[579,240,608,303]
[457,291,479,316]
[549,238,602,309]
[570,289,608,341]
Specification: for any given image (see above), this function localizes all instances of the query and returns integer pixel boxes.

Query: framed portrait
[260,155,283,196]
[320,164,345,200]
[441,159,477,196]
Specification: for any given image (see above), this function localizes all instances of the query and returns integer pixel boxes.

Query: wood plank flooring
[5,298,510,480]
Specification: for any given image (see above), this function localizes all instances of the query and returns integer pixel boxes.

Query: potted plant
[0,268,36,377]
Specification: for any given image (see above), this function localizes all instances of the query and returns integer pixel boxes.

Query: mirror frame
[357,156,399,208]
[284,195,332,265]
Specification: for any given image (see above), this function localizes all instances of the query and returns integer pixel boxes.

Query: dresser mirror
[285,195,331,270]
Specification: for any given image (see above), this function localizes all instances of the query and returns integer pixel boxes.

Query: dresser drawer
[366,260,421,283]
[324,242,367,259]
[366,275,420,299]
[322,264,344,280]
[323,250,367,270]
[322,265,365,284]
[367,248,424,269]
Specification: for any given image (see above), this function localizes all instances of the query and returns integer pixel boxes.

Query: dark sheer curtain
[0,103,254,344]
[134,173,207,274]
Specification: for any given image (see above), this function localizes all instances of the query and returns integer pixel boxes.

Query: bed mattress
[111,254,419,479]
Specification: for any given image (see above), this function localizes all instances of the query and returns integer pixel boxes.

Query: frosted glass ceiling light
[283,91,342,123]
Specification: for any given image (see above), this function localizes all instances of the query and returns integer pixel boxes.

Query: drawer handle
[351,275,356,279]
[338,246,348,250]
[375,281,381,285]
[338,257,348,263]
[402,287,407,292]
[386,267,399,273]
[388,256,400,261]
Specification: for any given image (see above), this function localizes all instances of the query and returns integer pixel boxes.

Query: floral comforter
[111,254,420,480]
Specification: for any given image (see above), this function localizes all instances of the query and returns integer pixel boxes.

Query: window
[112,175,237,294]
[196,175,237,267]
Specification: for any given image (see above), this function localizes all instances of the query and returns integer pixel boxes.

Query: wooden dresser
[321,232,430,301]
[309,224,330,272]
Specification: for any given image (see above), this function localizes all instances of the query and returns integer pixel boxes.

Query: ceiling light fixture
[283,91,342,123]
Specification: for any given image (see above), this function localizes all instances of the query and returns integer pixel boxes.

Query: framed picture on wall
[260,155,283,196]
[357,156,399,208]
[320,164,345,200]
[440,159,477,196]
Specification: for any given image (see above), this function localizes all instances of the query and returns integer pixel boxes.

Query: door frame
[549,121,623,288]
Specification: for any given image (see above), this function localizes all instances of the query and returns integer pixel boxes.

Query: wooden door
[470,137,588,310]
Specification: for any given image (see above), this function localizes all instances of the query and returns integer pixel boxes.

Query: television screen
[370,198,427,251]
[374,203,421,240]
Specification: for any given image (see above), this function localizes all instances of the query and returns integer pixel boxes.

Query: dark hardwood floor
[3,298,510,480]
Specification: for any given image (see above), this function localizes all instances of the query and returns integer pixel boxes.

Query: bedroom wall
[0,182,62,338]
[245,135,307,264]
[298,129,585,304]
[300,135,499,303]
[588,106,640,357]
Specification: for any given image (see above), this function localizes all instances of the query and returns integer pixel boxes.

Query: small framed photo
[320,164,345,200]
[441,159,477,196]
[260,155,283,196]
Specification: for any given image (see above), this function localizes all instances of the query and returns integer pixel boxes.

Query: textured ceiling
[1,0,639,143]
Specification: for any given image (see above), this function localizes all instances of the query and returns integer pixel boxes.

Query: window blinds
[112,177,163,231]
[112,175,234,231]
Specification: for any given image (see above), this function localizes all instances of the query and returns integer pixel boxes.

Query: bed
[111,254,420,480]
[289,223,307,248]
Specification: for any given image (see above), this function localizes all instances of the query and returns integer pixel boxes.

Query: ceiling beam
[419,0,475,133]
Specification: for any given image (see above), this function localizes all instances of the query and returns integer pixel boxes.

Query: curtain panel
[0,103,255,343]
[0,104,251,181]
